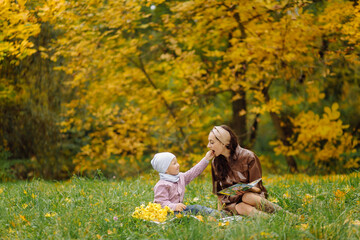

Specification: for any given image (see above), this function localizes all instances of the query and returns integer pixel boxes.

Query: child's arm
[154,184,178,211]
[183,150,214,185]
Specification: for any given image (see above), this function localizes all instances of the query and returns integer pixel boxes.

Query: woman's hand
[204,150,215,161]
[175,203,187,212]
[236,187,261,195]
[249,187,261,193]
[235,190,246,196]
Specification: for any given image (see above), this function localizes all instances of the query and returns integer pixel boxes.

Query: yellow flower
[261,232,271,237]
[302,194,314,206]
[299,223,309,231]
[19,214,28,222]
[31,193,37,199]
[0,188,4,194]
[22,203,28,209]
[45,212,57,217]
[334,189,346,199]
[132,202,173,222]
[283,191,290,199]
[195,215,204,222]
[351,220,360,226]
[218,221,229,227]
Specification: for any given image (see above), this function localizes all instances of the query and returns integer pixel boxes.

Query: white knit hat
[151,152,176,173]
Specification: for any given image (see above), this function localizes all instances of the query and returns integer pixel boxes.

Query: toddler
[151,151,225,217]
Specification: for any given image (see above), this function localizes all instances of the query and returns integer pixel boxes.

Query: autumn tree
[1,0,359,179]
[0,0,70,179]
[48,0,359,176]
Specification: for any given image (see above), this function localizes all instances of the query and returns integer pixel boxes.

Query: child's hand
[175,203,187,212]
[204,150,215,161]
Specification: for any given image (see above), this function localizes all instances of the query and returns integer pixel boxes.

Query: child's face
[166,157,180,175]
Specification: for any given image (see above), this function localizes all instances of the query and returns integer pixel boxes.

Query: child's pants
[174,204,224,217]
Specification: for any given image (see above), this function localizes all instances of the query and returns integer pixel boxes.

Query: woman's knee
[242,192,261,206]
[235,202,254,216]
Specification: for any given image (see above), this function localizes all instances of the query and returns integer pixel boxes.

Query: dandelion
[195,215,204,222]
[351,220,360,226]
[19,214,28,222]
[334,189,346,199]
[302,194,314,206]
[132,202,173,223]
[283,191,291,199]
[299,223,309,231]
[218,221,230,226]
[104,218,109,222]
[19,214,30,225]
[45,212,57,217]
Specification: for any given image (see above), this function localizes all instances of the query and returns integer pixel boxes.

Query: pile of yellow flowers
[132,202,174,223]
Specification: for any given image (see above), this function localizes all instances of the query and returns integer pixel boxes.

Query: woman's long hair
[213,125,239,180]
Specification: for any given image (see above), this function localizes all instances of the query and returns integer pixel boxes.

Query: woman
[208,125,283,217]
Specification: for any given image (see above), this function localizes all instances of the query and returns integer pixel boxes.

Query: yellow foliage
[271,103,358,171]
[31,0,359,177]
[0,0,40,63]
[306,84,325,104]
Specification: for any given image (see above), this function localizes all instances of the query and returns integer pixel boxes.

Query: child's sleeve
[154,184,178,211]
[183,158,209,185]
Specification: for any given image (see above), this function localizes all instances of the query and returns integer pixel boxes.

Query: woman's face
[207,132,227,157]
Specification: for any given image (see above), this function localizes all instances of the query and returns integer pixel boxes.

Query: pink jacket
[153,158,209,210]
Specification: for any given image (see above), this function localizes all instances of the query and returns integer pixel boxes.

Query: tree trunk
[269,112,298,173]
[230,87,248,147]
[262,86,298,173]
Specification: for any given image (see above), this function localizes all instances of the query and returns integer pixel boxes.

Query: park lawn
[0,172,359,239]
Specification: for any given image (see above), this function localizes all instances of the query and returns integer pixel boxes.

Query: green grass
[0,172,359,239]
